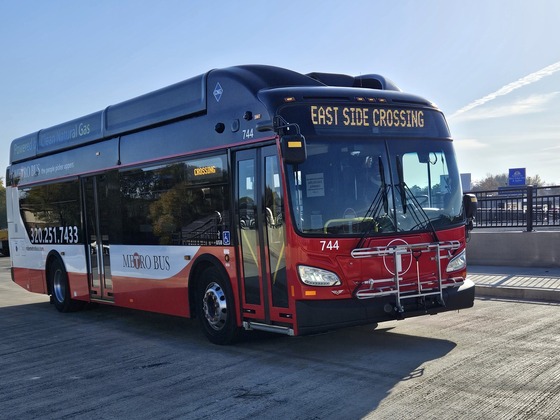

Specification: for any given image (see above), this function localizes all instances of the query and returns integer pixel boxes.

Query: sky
[1,0,560,186]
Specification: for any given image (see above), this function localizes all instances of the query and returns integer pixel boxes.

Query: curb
[475,285,560,303]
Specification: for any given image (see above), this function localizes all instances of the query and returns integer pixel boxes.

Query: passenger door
[235,146,289,325]
[83,172,117,302]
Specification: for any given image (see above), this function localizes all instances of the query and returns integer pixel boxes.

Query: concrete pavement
[469,264,560,303]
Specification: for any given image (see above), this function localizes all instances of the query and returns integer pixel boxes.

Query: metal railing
[469,185,560,231]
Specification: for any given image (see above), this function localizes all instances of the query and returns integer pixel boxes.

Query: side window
[19,180,82,244]
[119,155,230,245]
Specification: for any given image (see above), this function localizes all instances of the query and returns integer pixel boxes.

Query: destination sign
[310,106,425,129]
[186,156,226,184]
[194,165,217,176]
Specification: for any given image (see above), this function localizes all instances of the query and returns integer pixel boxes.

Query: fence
[468,185,560,231]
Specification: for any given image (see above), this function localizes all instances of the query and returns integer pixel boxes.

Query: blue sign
[508,168,526,186]
[222,231,231,246]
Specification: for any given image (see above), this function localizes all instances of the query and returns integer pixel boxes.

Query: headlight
[446,249,466,273]
[298,265,341,287]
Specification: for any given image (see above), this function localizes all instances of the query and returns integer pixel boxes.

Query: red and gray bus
[6,65,476,344]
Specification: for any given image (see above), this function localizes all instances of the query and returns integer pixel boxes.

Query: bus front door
[83,173,116,302]
[236,146,290,329]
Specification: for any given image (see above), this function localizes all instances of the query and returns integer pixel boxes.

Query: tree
[526,174,545,187]
[471,173,508,191]
[471,173,547,191]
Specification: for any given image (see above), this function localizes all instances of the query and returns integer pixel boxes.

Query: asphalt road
[1,256,559,419]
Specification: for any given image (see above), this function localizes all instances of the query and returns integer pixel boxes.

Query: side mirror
[463,193,477,231]
[280,134,307,164]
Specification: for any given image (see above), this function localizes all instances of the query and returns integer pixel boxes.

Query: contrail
[450,61,560,119]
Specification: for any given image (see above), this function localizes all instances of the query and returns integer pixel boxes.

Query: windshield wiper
[356,156,389,249]
[396,178,440,242]
[396,155,407,214]
[379,156,389,215]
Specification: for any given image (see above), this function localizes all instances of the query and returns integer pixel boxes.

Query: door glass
[84,173,118,299]
[265,155,288,308]
[97,173,117,293]
[84,178,101,292]
[238,159,260,305]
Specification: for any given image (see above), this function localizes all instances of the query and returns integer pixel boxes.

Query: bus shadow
[234,325,457,417]
[0,302,456,419]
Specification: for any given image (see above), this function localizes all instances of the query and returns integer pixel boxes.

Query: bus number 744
[320,240,339,251]
[242,129,254,139]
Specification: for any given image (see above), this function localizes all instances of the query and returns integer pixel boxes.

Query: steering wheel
[343,208,357,219]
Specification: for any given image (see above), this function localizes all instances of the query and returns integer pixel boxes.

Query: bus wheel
[196,266,239,345]
[49,258,83,313]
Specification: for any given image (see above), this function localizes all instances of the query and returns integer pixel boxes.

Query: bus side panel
[10,236,89,299]
[108,245,237,318]
[6,186,21,259]
[109,245,195,316]
[12,267,46,294]
[59,250,89,301]
[111,275,190,317]
[67,272,90,302]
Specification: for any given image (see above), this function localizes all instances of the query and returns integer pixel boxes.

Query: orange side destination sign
[310,106,425,128]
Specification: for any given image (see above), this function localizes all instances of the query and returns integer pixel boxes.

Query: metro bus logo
[122,252,171,271]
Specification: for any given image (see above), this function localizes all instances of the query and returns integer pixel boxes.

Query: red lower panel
[111,276,190,317]
[12,268,46,294]
[68,272,90,302]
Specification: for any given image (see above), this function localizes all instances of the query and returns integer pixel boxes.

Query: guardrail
[468,185,560,231]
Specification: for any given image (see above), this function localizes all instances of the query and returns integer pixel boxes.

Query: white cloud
[453,138,488,150]
[450,92,560,122]
[542,144,560,151]
[450,61,560,120]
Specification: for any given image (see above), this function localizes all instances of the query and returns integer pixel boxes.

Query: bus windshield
[286,137,464,236]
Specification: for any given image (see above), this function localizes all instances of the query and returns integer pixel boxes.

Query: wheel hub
[202,282,228,330]
[53,269,65,303]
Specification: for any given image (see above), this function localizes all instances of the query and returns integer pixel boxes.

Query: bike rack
[351,241,463,313]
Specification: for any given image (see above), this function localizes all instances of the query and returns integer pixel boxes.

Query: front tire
[196,266,240,345]
[49,258,84,312]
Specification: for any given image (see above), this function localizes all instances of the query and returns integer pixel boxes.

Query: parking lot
[1,256,559,419]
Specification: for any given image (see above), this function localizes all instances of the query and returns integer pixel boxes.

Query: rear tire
[49,258,84,313]
[196,266,240,345]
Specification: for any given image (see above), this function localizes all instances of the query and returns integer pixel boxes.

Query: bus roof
[8,65,428,165]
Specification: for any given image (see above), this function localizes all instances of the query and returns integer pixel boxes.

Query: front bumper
[295,278,475,335]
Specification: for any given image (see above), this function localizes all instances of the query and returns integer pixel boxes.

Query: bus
[6,65,477,344]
